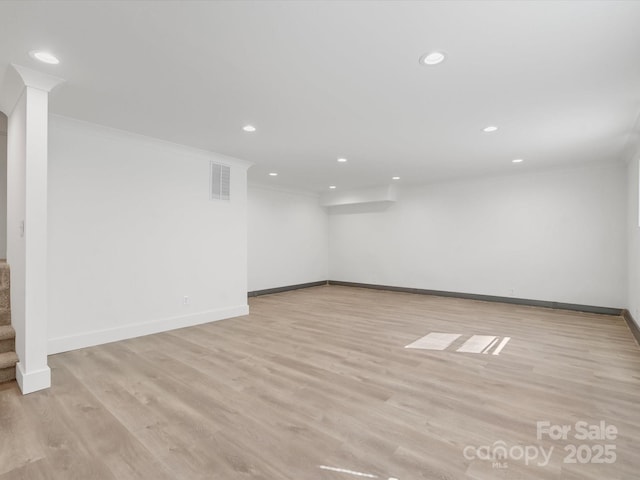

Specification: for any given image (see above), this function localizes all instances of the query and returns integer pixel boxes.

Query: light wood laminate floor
[1,285,639,479]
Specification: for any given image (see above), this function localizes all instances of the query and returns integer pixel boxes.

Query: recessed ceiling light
[243,125,256,132]
[329,185,337,189]
[337,158,348,163]
[392,176,400,180]
[420,51,445,65]
[483,126,498,133]
[29,50,59,65]
[512,158,524,163]
[268,172,278,176]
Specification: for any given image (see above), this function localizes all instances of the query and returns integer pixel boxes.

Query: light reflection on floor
[318,465,399,479]
[405,332,511,355]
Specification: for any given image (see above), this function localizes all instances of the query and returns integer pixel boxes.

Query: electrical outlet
[509,288,515,297]
[183,296,190,306]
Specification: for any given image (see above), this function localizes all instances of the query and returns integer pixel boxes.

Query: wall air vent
[210,162,231,201]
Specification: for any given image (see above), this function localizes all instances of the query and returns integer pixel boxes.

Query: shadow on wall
[327,201,394,215]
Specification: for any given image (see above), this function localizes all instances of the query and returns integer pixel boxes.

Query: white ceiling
[1,1,639,193]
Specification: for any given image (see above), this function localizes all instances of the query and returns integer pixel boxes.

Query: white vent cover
[210,162,231,201]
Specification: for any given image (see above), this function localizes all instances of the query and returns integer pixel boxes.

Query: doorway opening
[0,111,6,260]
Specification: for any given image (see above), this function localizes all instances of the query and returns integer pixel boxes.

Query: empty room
[0,1,639,479]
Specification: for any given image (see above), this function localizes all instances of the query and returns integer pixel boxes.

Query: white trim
[16,363,51,395]
[0,64,65,116]
[48,304,249,355]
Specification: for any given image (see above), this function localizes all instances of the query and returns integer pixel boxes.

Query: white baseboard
[16,363,51,394]
[47,304,249,355]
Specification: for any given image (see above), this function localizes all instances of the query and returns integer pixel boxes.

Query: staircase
[0,261,17,384]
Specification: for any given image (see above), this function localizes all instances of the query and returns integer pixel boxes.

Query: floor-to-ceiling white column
[1,65,63,394]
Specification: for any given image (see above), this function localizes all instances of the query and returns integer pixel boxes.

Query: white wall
[329,162,627,308]
[628,157,640,322]
[248,185,328,291]
[47,116,250,353]
[0,113,6,259]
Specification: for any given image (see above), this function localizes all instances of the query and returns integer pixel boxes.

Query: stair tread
[0,325,15,340]
[0,351,18,369]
